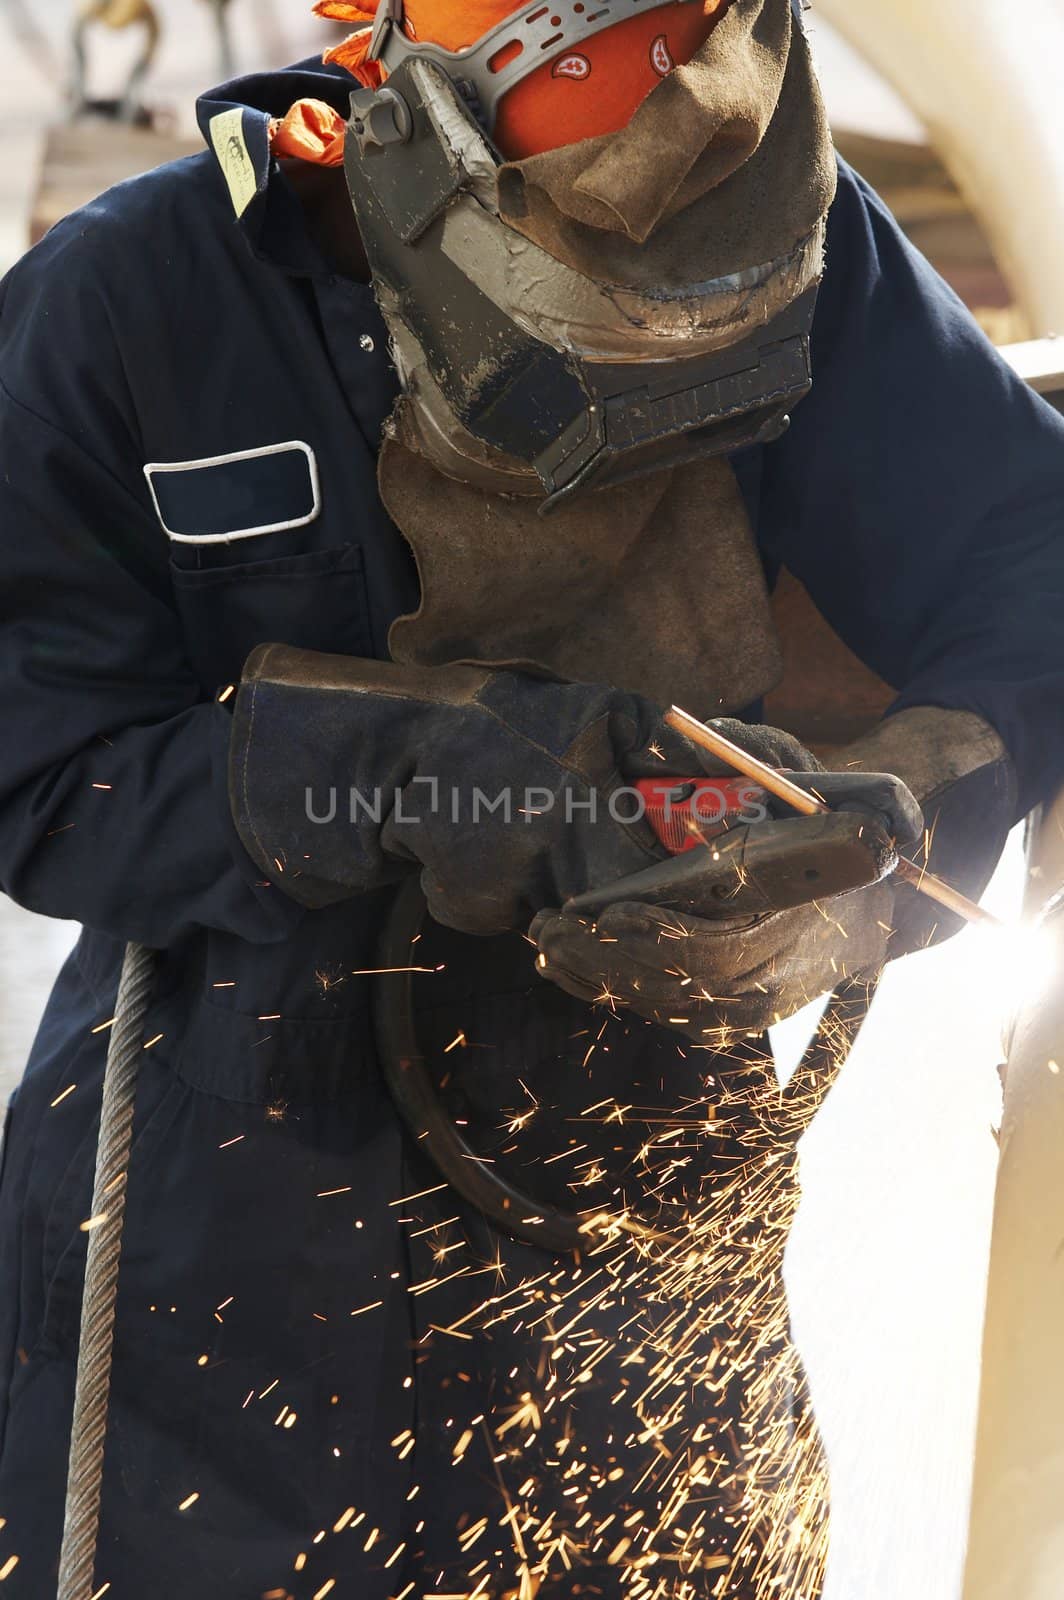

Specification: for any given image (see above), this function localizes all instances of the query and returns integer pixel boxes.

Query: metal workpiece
[963,800,1064,1600]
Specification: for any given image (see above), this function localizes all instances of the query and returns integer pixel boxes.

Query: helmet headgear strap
[367,0,699,133]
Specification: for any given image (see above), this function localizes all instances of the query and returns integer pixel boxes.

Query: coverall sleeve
[763,160,1064,817]
[0,212,302,949]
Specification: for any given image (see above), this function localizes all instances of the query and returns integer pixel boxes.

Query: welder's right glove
[830,707,1017,952]
[229,645,704,936]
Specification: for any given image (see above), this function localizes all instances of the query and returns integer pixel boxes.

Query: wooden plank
[31,120,202,245]
[832,128,953,195]
[835,127,1020,334]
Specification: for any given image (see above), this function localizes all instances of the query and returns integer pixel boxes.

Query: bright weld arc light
[972,915,1059,1022]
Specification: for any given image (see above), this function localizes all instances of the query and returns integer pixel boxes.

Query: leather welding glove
[532,707,1016,1039]
[531,717,925,1041]
[229,644,724,937]
[830,706,1017,951]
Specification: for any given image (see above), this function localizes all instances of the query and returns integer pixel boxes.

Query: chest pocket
[150,441,375,690]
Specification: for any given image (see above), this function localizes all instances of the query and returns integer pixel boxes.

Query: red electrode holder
[635,777,768,855]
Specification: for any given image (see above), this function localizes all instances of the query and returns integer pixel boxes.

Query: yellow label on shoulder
[210,108,258,219]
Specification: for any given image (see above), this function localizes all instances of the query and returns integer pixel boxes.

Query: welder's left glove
[531,877,895,1043]
[532,708,1016,1040]
[530,796,908,1043]
[531,716,924,1039]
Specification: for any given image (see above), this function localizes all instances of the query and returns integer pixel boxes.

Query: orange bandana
[272,96,349,165]
[272,1,729,164]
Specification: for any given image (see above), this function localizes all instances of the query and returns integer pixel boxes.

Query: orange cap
[314,1,729,159]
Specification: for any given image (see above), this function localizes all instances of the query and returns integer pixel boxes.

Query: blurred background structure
[0,6,1058,1598]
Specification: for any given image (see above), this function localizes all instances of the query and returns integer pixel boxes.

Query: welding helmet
[333,0,830,509]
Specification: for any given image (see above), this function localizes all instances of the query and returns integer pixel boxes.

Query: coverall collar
[196,56,355,278]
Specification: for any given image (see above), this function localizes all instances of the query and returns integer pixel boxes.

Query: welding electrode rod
[665,705,1001,930]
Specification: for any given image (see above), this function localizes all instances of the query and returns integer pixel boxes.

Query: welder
[0,1,1061,1596]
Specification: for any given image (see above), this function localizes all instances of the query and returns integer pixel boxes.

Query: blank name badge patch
[144,441,321,544]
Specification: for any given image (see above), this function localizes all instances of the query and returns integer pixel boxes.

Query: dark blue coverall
[0,54,1062,1600]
